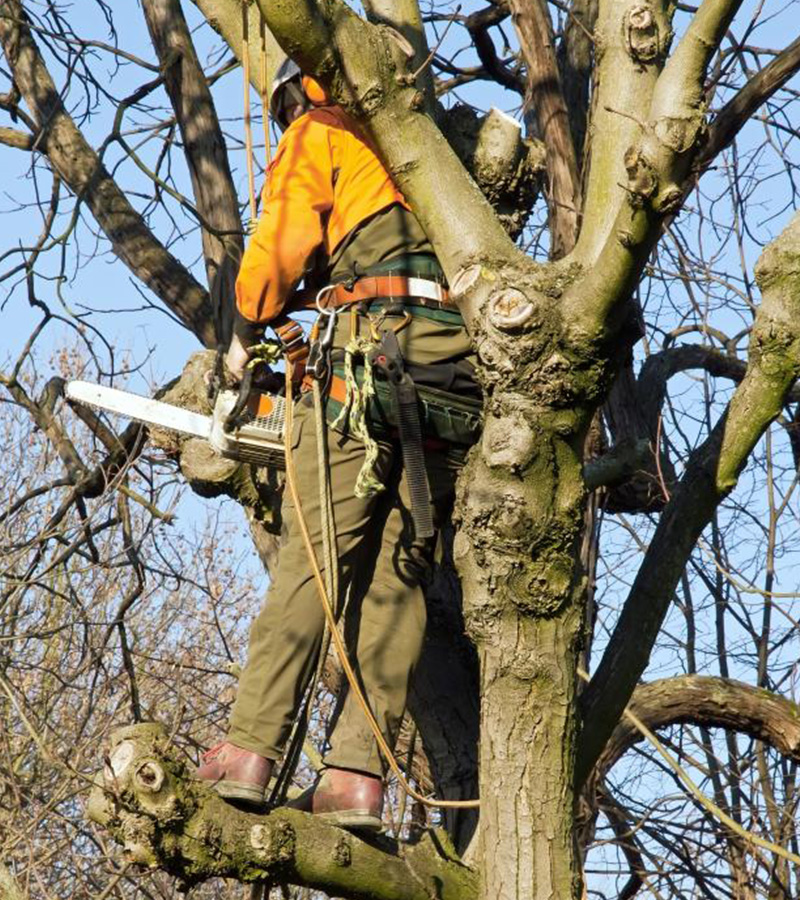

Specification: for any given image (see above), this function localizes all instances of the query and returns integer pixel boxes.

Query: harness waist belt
[323,275,453,309]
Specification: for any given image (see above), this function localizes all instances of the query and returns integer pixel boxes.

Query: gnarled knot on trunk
[482,412,537,471]
[506,557,574,618]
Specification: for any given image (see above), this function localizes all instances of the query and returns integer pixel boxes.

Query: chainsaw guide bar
[65,380,286,469]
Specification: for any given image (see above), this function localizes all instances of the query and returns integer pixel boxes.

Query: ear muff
[301,76,330,106]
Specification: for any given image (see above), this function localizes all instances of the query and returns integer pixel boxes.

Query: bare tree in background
[2,0,800,898]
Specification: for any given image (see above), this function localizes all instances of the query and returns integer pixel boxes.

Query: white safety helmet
[269,57,309,130]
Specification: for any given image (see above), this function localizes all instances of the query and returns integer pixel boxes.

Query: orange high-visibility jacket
[235,105,408,327]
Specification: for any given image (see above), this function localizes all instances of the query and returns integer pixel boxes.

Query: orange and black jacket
[233,105,412,343]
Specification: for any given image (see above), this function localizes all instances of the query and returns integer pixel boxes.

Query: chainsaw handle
[223,368,254,432]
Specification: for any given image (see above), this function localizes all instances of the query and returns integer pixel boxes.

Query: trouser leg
[228,397,392,759]
[324,446,460,776]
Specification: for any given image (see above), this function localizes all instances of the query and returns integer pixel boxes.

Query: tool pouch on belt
[326,350,483,449]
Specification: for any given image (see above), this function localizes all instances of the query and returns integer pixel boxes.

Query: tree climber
[197,59,481,830]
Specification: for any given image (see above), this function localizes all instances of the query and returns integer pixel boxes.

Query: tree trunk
[454,279,594,898]
[477,617,582,899]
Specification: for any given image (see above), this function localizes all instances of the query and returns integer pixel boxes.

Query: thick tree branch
[141,0,243,344]
[466,5,524,94]
[509,0,581,257]
[190,0,283,96]
[565,0,747,336]
[362,0,435,112]
[0,0,216,346]
[700,35,800,169]
[653,0,745,119]
[593,676,800,784]
[0,123,32,148]
[571,0,672,264]
[578,209,800,785]
[87,723,477,899]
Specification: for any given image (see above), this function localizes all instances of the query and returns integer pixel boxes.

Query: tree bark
[87,723,477,900]
[508,0,582,257]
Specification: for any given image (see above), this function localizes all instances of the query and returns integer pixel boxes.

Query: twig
[408,5,462,82]
[578,667,800,867]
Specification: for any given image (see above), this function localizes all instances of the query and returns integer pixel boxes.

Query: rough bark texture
[87,723,478,900]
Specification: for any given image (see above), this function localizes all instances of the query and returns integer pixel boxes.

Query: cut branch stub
[623,146,658,206]
[624,4,669,66]
[488,288,536,331]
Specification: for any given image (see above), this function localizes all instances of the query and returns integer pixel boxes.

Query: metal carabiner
[307,285,339,381]
[319,308,337,350]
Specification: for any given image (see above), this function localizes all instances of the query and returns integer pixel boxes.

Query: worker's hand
[225,333,251,383]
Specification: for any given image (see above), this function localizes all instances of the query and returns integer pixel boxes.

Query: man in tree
[197,60,479,829]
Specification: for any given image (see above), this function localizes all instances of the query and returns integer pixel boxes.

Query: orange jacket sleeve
[234,113,335,331]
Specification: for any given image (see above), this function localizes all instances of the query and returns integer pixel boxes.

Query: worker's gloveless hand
[225,333,251,383]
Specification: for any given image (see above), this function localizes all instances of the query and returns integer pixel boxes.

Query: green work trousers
[228,388,462,776]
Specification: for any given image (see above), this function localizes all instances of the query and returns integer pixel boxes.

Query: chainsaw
[65,369,286,469]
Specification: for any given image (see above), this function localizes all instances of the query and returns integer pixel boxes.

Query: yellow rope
[329,335,385,499]
[283,365,479,810]
[241,1,257,227]
[259,13,271,167]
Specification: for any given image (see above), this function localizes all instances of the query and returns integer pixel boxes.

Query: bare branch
[190,0,283,95]
[362,0,435,111]
[465,5,524,94]
[557,0,597,165]
[141,0,244,346]
[578,209,800,785]
[570,0,672,264]
[701,35,800,168]
[0,124,33,149]
[594,676,800,784]
[0,0,216,346]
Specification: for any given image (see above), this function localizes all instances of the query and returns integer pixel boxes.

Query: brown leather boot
[196,741,272,805]
[307,767,384,831]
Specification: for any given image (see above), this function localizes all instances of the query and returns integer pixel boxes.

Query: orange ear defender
[302,75,330,106]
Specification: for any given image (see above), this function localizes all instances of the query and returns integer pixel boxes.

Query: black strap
[370,330,434,541]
